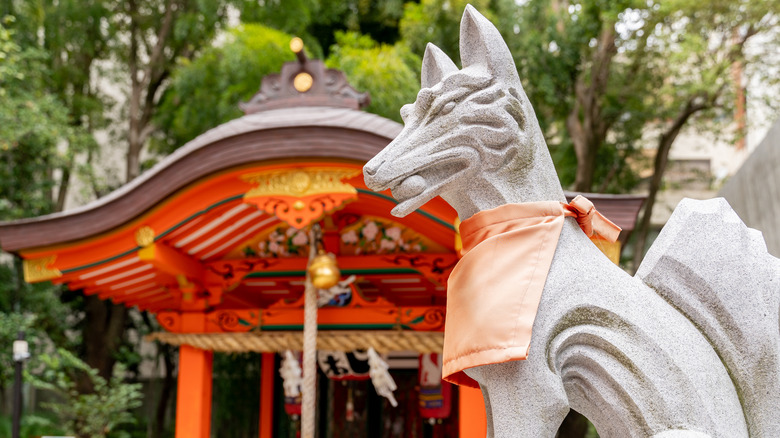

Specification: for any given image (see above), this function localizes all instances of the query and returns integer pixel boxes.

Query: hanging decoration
[307,250,341,289]
[317,350,370,380]
[418,353,452,420]
[279,350,303,417]
[367,347,398,407]
[317,275,355,307]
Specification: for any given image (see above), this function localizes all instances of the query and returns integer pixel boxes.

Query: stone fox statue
[364,5,780,438]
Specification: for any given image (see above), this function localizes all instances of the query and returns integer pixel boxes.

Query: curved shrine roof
[0,107,403,252]
[0,103,459,321]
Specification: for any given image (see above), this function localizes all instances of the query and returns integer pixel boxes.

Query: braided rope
[145,330,444,353]
[301,227,319,438]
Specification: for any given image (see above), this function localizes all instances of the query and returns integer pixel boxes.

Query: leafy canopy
[326,31,421,122]
[154,24,297,153]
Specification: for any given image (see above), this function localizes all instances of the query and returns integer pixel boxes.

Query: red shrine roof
[0,104,459,319]
[0,107,401,251]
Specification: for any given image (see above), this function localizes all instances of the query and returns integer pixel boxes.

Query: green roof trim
[356,189,455,231]
[62,193,245,274]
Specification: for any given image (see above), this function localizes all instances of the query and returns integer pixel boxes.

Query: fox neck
[441,134,565,221]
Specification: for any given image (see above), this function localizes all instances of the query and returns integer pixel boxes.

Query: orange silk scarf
[442,196,621,388]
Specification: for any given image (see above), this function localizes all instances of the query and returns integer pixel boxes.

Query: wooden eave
[0,106,402,252]
[4,159,458,313]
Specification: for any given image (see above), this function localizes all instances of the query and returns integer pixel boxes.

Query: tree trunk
[126,136,143,182]
[55,160,71,212]
[632,100,707,271]
[142,311,176,438]
[77,295,128,392]
[151,343,176,438]
[568,110,599,192]
[567,24,617,193]
[125,0,175,183]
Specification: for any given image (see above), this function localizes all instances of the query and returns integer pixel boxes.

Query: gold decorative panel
[23,255,62,283]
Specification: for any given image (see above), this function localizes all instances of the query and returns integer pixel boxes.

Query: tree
[29,348,143,438]
[0,21,81,415]
[118,0,233,182]
[325,31,421,122]
[237,0,407,56]
[631,0,779,269]
[506,0,652,194]
[399,0,499,62]
[0,16,76,219]
[505,0,778,263]
[156,24,422,147]
[0,12,76,355]
[154,24,297,152]
[8,0,109,210]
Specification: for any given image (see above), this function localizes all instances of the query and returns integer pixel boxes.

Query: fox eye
[440,101,456,115]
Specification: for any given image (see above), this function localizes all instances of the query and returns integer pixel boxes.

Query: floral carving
[340,217,442,255]
[256,226,311,257]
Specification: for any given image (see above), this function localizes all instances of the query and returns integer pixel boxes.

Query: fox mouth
[366,147,475,217]
[391,166,468,216]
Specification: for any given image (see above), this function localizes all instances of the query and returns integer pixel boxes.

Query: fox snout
[363,156,388,191]
[364,158,382,177]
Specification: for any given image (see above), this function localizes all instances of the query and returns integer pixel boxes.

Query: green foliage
[0,412,66,438]
[28,348,143,438]
[237,0,406,55]
[0,18,74,218]
[509,0,652,191]
[153,24,297,153]
[399,0,498,62]
[326,31,421,122]
[507,0,780,192]
[0,312,33,394]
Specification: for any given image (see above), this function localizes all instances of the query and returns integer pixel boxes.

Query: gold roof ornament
[135,225,155,247]
[242,167,360,229]
[23,255,62,283]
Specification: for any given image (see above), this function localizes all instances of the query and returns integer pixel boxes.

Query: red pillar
[175,345,213,438]
[459,385,487,437]
[259,353,275,438]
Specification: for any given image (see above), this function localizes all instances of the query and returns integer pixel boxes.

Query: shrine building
[0,42,644,437]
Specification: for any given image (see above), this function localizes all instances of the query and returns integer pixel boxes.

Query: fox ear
[459,4,520,86]
[421,43,458,88]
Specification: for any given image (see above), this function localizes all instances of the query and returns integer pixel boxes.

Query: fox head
[363,5,550,218]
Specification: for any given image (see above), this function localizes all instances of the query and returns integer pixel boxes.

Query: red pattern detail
[244,193,357,229]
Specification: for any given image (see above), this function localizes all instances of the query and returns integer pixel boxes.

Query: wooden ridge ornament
[243,167,360,229]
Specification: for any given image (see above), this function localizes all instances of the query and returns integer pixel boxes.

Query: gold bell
[308,250,340,289]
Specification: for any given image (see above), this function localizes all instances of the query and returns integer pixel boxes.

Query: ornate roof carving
[240,45,370,114]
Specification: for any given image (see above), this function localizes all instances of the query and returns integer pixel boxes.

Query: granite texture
[363,5,780,437]
[636,198,780,437]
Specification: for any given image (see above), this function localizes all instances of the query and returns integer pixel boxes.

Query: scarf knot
[563,195,621,242]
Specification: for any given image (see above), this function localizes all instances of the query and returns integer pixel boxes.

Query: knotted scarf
[442,196,621,387]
